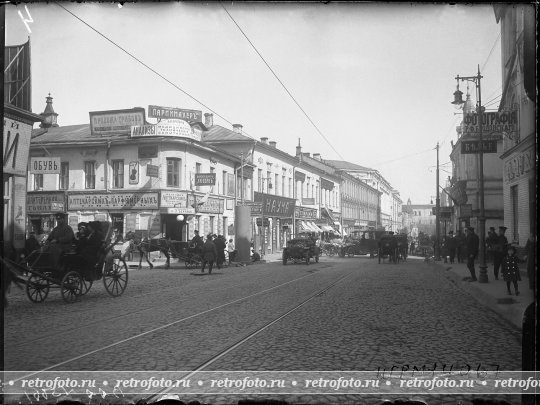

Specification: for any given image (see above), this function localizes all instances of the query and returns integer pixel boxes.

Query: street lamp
[451,65,488,283]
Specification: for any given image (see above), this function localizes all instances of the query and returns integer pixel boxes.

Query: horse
[124,231,171,270]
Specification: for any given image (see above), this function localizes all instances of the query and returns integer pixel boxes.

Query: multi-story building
[402,198,437,237]
[28,103,241,242]
[494,4,536,245]
[3,39,43,257]
[324,160,400,232]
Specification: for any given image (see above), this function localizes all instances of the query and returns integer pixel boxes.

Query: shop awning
[298,221,311,233]
[320,225,334,232]
[308,222,323,233]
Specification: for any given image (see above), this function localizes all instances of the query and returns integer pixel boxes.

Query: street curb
[429,260,527,330]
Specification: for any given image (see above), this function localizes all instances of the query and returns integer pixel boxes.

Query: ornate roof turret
[39,93,59,128]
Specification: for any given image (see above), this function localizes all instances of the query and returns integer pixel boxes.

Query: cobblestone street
[3,256,523,404]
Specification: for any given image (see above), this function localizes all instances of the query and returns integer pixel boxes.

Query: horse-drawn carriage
[2,221,128,304]
[282,236,320,265]
[378,233,399,264]
[395,233,409,261]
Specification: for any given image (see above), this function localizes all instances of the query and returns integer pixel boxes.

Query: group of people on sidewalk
[460,225,535,296]
[190,230,237,274]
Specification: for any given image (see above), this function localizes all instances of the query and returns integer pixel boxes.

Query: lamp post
[451,65,488,283]
[435,142,441,261]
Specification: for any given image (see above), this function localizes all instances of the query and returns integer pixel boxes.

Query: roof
[324,159,373,172]
[202,125,252,142]
[31,124,94,143]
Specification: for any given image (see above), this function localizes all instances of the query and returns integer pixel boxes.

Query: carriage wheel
[26,275,50,303]
[81,278,93,295]
[103,259,128,297]
[185,259,193,269]
[61,271,82,303]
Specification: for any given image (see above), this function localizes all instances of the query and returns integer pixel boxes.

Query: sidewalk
[429,257,535,330]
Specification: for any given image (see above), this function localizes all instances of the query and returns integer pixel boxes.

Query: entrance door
[110,213,124,238]
[164,215,184,241]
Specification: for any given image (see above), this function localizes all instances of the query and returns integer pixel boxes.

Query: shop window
[167,158,180,187]
[511,185,519,241]
[34,174,43,191]
[84,161,95,189]
[59,162,69,190]
[112,160,124,188]
[209,216,215,234]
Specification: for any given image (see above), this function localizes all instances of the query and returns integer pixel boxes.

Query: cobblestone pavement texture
[3,255,523,405]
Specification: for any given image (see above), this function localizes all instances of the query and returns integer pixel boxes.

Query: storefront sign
[254,192,295,218]
[89,108,145,136]
[295,206,318,219]
[449,180,468,205]
[303,198,315,205]
[130,120,201,141]
[129,162,139,184]
[160,191,188,208]
[3,118,32,176]
[504,148,534,183]
[195,173,216,186]
[30,157,61,174]
[138,145,158,159]
[68,192,159,210]
[27,192,66,213]
[148,105,202,122]
[146,164,159,178]
[463,110,518,136]
[163,207,195,215]
[187,195,224,214]
[461,140,498,154]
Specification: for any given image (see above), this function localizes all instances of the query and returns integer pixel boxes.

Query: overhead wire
[54,2,261,142]
[220,2,345,160]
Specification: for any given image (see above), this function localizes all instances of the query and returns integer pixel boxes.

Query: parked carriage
[282,237,320,265]
[378,234,399,264]
[1,221,128,304]
[395,233,409,261]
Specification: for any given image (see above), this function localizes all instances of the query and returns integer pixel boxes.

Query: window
[209,216,215,234]
[167,158,180,187]
[266,171,271,193]
[222,171,227,195]
[258,169,263,192]
[59,162,69,190]
[34,174,43,190]
[275,174,279,195]
[112,160,124,188]
[511,185,518,241]
[289,178,292,198]
[84,161,95,189]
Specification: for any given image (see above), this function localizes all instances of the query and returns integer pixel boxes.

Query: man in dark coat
[455,230,466,263]
[492,226,508,280]
[486,227,497,263]
[46,213,75,268]
[214,235,226,269]
[446,231,457,264]
[465,227,479,281]
[201,234,217,274]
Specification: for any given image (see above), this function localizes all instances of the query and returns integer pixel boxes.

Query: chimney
[296,138,302,156]
[260,137,268,144]
[302,152,311,158]
[233,124,243,134]
[313,153,321,160]
[269,141,277,148]
[204,113,213,127]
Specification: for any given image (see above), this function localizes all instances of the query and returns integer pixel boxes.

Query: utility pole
[435,141,441,261]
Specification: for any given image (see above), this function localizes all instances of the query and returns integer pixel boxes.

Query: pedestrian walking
[201,234,217,274]
[227,238,237,264]
[456,230,466,263]
[502,244,521,295]
[492,226,508,280]
[465,227,479,282]
[409,240,416,255]
[446,231,457,264]
[214,235,226,269]
[486,227,497,263]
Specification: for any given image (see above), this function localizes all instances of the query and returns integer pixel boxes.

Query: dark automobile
[339,230,385,258]
[378,234,399,264]
[282,237,320,265]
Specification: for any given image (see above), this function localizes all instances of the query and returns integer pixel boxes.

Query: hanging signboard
[130,120,201,141]
[195,173,216,186]
[89,108,145,136]
[461,140,498,154]
[148,105,202,122]
[68,192,159,210]
[146,164,159,178]
[30,157,61,174]
[462,110,518,136]
[295,206,318,219]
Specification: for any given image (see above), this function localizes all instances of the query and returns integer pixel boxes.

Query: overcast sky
[5,2,502,204]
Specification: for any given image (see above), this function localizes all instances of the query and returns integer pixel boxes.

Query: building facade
[494,4,536,245]
[28,104,241,242]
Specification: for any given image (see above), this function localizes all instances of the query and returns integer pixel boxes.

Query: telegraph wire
[220,2,345,160]
[481,31,501,72]
[54,2,260,142]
